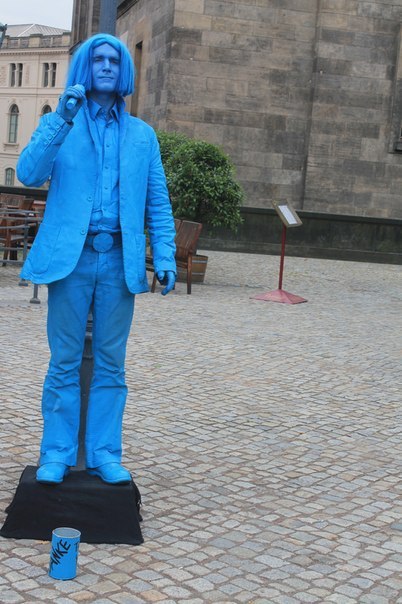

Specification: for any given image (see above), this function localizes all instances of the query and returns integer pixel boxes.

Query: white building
[0,24,71,187]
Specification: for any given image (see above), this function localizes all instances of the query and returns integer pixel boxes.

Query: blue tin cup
[48,527,81,580]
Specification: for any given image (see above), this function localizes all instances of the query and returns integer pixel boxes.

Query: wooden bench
[146,219,203,295]
[0,198,42,265]
[0,210,32,265]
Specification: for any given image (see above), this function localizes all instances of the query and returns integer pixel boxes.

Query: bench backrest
[0,193,34,210]
[175,220,203,262]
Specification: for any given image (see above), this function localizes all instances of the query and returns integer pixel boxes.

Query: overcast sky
[0,0,74,30]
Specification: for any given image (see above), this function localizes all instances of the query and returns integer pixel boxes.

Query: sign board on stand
[251,201,307,304]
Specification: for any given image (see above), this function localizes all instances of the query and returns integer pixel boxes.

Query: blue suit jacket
[17,100,176,293]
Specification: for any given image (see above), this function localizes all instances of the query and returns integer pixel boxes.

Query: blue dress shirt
[87,98,120,233]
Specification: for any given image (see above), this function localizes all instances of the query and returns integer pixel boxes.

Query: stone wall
[166,0,318,212]
[72,0,402,221]
[71,0,100,48]
[117,0,175,124]
[165,0,402,219]
[305,1,402,219]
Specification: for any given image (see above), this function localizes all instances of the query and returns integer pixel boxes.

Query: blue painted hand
[56,84,86,123]
[156,271,176,296]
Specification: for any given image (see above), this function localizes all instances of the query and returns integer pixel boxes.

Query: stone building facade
[0,25,71,187]
[70,0,402,223]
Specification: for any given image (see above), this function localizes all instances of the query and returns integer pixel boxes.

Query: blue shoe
[36,463,69,484]
[87,463,131,484]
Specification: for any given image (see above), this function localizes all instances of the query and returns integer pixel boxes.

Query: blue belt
[85,232,122,252]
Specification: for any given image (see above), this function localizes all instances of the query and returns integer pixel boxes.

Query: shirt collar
[87,97,120,122]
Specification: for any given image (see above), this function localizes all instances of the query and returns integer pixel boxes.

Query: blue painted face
[91,43,120,95]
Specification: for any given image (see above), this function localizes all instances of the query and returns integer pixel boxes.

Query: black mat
[0,466,143,544]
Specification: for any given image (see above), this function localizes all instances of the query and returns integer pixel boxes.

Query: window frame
[10,63,23,87]
[5,167,15,186]
[8,104,19,143]
[43,62,57,88]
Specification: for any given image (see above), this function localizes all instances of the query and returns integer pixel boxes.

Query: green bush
[156,130,243,231]
[156,130,189,166]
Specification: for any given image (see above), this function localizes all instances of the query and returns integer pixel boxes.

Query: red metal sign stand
[251,225,307,304]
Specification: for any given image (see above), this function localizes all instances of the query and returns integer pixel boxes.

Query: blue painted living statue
[17,34,176,485]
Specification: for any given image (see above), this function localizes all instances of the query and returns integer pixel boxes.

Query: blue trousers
[40,244,135,468]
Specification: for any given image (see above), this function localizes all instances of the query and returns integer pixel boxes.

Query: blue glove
[56,84,86,123]
[156,271,176,296]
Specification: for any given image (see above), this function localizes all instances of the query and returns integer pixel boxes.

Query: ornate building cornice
[0,49,69,57]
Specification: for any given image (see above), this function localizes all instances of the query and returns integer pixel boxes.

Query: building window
[5,168,15,186]
[10,63,23,87]
[41,104,52,115]
[8,105,19,143]
[43,62,57,87]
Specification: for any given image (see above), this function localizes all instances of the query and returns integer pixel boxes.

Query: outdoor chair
[146,219,203,295]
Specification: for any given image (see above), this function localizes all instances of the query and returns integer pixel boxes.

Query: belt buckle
[92,232,114,252]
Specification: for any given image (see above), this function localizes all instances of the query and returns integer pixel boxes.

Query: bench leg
[2,246,8,266]
[187,255,192,295]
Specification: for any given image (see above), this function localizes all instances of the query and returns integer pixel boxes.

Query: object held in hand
[66,98,77,110]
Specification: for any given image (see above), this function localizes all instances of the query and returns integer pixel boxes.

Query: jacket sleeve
[145,130,176,275]
[17,112,74,187]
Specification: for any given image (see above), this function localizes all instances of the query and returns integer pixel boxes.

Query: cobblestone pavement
[0,251,401,604]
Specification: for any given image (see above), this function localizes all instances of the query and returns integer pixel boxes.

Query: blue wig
[66,33,135,97]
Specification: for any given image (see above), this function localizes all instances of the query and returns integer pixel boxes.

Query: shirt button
[80,228,86,235]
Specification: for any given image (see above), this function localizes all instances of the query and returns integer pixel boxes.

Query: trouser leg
[40,254,95,465]
[85,246,135,468]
